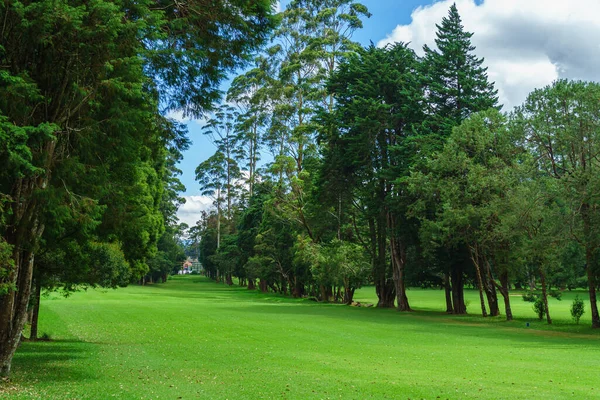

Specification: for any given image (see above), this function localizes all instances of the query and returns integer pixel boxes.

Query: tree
[196,153,227,250]
[201,105,244,221]
[513,79,600,328]
[414,3,499,314]
[227,55,274,199]
[501,176,565,324]
[0,0,276,376]
[409,109,523,319]
[326,43,423,309]
[422,3,499,145]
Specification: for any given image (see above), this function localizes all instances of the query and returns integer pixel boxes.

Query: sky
[175,0,600,228]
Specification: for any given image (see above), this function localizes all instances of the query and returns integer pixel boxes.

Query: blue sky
[175,0,600,227]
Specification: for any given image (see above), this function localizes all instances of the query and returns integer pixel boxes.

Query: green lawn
[3,276,600,399]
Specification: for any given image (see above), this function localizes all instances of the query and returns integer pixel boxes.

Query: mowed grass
[2,276,600,399]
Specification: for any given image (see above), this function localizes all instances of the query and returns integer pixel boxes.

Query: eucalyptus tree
[201,105,244,221]
[263,0,370,239]
[513,79,600,328]
[227,56,275,199]
[195,152,227,250]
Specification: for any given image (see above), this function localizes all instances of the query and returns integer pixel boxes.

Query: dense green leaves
[0,0,276,376]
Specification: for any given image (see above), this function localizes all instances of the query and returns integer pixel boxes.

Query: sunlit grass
[4,276,600,399]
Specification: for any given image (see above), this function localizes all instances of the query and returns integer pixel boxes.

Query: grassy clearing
[3,276,600,399]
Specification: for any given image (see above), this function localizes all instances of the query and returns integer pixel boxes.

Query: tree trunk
[1,174,47,377]
[497,271,513,321]
[450,261,466,314]
[343,287,355,305]
[248,279,256,290]
[585,244,600,328]
[259,279,268,293]
[374,215,395,308]
[29,279,42,341]
[540,268,552,325]
[390,237,411,311]
[444,271,453,313]
[0,250,36,377]
[482,258,499,317]
[468,244,488,317]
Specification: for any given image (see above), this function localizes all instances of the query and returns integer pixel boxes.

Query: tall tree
[409,109,523,319]
[195,152,227,250]
[415,3,499,314]
[201,105,244,221]
[327,43,423,309]
[0,0,276,376]
[422,3,499,146]
[513,79,600,328]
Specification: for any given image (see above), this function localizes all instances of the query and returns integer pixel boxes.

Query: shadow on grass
[11,339,98,383]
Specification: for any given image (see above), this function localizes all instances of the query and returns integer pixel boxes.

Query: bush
[570,296,585,324]
[549,289,562,300]
[522,292,538,302]
[533,297,546,320]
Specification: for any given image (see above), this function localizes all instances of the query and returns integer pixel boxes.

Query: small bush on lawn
[570,296,585,324]
[522,292,538,302]
[549,289,562,300]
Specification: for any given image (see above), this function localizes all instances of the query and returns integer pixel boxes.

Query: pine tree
[423,3,499,144]
[416,3,499,315]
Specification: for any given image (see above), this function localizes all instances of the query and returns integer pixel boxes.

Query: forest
[1,0,600,383]
[191,1,600,330]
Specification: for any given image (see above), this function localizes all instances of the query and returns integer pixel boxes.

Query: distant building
[180,258,202,274]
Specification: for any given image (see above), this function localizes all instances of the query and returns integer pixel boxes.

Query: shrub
[533,297,546,320]
[549,289,562,300]
[522,292,538,302]
[570,296,585,324]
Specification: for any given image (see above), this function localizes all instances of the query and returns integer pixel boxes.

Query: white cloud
[176,195,214,227]
[166,110,193,123]
[166,110,209,128]
[378,0,600,110]
[274,1,282,13]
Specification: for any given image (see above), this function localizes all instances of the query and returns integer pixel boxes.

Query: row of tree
[192,1,600,329]
[0,0,278,377]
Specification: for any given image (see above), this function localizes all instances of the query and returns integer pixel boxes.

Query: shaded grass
[3,276,600,399]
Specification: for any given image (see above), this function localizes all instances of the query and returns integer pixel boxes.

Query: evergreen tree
[422,3,499,147]
[415,3,499,314]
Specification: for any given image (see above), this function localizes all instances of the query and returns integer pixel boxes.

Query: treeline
[192,1,600,329]
[0,0,277,376]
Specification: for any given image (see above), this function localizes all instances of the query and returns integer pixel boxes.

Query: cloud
[166,110,209,128]
[166,110,193,123]
[274,1,282,13]
[176,195,214,227]
[377,0,600,110]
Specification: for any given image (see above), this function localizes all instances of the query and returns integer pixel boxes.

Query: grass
[2,276,600,399]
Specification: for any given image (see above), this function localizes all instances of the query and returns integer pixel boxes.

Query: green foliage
[0,0,276,375]
[533,297,546,320]
[571,296,585,324]
[522,292,538,303]
[549,289,563,301]
[422,3,498,145]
